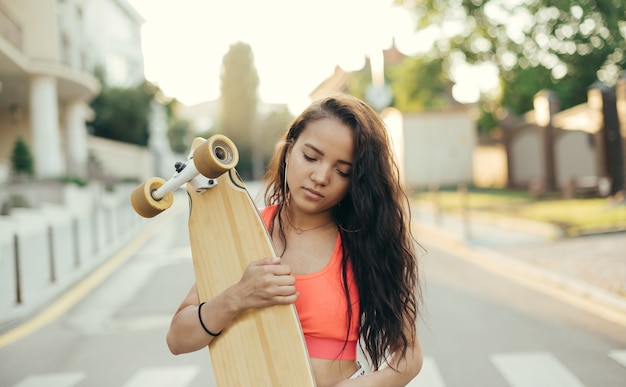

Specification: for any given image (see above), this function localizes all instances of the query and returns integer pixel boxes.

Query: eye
[336,168,351,178]
[303,153,316,162]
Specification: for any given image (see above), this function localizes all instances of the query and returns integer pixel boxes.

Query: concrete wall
[403,110,475,188]
[509,126,546,188]
[554,130,597,188]
[507,126,602,192]
[473,144,508,188]
[5,0,59,61]
[87,135,155,182]
[1,133,157,185]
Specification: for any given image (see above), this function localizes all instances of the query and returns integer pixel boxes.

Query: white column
[30,75,64,178]
[65,100,89,179]
[148,100,172,178]
[382,108,405,185]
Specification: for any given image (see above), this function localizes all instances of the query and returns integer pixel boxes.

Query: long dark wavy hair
[263,93,421,370]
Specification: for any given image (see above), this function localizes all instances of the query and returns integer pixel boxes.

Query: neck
[284,207,335,234]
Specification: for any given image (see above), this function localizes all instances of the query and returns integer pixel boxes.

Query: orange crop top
[261,205,360,360]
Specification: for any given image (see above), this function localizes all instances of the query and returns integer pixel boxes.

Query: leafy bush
[88,81,157,146]
[11,136,34,178]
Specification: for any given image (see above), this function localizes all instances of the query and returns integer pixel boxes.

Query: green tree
[399,0,626,117]
[167,116,192,153]
[161,98,193,153]
[88,81,159,146]
[346,54,453,113]
[11,136,34,178]
[388,56,451,112]
[257,105,294,166]
[219,42,259,179]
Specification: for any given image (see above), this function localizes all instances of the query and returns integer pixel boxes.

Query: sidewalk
[412,202,626,327]
[3,181,624,332]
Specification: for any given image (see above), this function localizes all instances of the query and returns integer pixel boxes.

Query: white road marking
[609,349,626,368]
[12,350,626,387]
[121,366,199,387]
[12,372,85,387]
[491,352,586,387]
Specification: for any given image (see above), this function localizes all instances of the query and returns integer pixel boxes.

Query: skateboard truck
[189,176,218,194]
[172,159,218,194]
[131,135,239,218]
[146,159,209,202]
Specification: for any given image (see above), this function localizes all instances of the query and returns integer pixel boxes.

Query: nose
[310,164,331,186]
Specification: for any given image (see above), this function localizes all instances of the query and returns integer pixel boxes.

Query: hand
[227,257,298,312]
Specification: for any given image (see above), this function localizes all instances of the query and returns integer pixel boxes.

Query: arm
[335,329,423,387]
[166,257,297,355]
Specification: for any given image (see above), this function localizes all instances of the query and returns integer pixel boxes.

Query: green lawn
[411,186,626,237]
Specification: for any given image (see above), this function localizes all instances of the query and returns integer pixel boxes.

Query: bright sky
[127,0,432,111]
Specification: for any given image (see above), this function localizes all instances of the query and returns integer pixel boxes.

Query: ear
[285,143,293,165]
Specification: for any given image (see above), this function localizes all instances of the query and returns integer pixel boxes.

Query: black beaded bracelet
[198,302,222,337]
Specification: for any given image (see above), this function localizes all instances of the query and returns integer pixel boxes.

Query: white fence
[0,183,150,326]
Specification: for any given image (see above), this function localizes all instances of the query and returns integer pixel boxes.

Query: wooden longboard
[131,136,315,386]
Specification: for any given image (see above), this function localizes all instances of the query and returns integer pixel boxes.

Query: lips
[303,187,324,199]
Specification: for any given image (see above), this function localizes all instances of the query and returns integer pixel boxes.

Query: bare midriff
[311,358,359,387]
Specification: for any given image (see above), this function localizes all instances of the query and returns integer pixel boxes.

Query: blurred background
[1,0,625,229]
[0,0,625,386]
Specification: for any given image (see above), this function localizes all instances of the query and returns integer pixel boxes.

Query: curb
[414,220,626,328]
[412,201,564,241]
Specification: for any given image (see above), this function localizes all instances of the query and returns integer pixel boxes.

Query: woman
[167,93,423,386]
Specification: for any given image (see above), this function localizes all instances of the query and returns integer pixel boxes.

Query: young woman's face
[285,118,354,214]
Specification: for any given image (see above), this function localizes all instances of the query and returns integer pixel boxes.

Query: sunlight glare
[451,61,501,104]
[128,0,421,106]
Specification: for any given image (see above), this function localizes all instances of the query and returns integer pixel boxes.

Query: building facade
[0,0,143,182]
[503,78,626,198]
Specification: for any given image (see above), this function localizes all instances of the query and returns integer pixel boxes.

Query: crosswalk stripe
[9,350,625,387]
[491,352,585,387]
[12,372,85,387]
[609,350,626,368]
[407,357,445,387]
[121,366,199,387]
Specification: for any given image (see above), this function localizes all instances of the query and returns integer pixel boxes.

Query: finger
[266,264,293,276]
[273,293,298,305]
[272,274,296,286]
[272,284,297,297]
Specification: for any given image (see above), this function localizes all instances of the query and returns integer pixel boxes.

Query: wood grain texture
[186,139,315,386]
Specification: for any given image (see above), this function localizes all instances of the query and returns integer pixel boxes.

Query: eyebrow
[304,143,352,166]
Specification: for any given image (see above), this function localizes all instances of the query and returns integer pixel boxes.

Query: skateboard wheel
[194,135,239,178]
[130,177,174,218]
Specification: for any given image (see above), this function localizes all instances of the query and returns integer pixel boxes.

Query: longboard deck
[186,139,315,386]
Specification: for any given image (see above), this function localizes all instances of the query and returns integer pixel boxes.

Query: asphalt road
[412,242,626,387]
[1,198,625,387]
